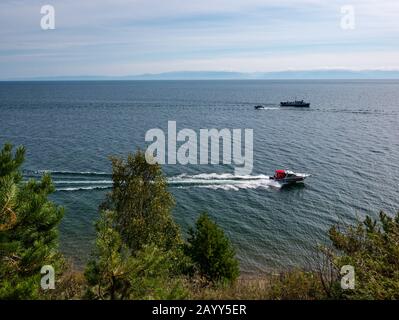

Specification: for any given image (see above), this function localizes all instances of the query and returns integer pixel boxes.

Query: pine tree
[186,213,239,284]
[85,210,187,299]
[84,210,135,299]
[0,143,64,299]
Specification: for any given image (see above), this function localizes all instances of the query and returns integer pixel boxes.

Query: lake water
[0,80,398,274]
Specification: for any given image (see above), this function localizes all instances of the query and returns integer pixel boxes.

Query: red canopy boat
[271,169,310,185]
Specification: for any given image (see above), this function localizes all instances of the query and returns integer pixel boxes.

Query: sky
[0,0,398,79]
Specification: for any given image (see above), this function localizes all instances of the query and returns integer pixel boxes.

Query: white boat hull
[270,173,310,186]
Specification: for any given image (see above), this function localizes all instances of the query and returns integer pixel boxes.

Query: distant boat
[280,100,310,107]
[254,105,264,110]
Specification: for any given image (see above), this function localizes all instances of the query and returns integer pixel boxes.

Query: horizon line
[3,69,399,81]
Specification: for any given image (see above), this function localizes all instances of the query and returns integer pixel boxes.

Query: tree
[85,210,187,300]
[101,151,181,253]
[0,143,64,299]
[84,210,133,299]
[327,211,399,299]
[86,151,190,299]
[186,213,239,284]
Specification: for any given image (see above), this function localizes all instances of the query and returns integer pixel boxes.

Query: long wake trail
[24,170,281,192]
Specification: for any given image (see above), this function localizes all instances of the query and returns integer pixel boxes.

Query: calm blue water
[0,80,398,274]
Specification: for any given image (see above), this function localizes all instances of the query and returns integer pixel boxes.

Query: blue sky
[0,0,398,79]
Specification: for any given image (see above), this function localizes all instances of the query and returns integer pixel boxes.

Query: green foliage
[0,143,24,181]
[85,210,187,300]
[84,210,133,299]
[190,271,325,300]
[268,270,325,300]
[126,244,188,299]
[186,213,239,284]
[0,143,64,299]
[328,211,399,299]
[85,151,191,299]
[101,151,181,253]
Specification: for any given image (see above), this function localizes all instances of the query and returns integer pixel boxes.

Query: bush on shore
[325,211,399,299]
[186,213,239,284]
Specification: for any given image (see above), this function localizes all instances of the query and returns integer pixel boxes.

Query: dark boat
[254,105,264,110]
[280,100,310,107]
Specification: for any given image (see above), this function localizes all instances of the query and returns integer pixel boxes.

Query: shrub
[85,210,187,299]
[326,211,399,299]
[186,213,239,284]
[268,270,325,300]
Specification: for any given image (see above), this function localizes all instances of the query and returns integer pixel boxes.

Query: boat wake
[56,186,111,192]
[24,170,281,192]
[23,170,113,192]
[169,173,279,191]
[256,107,279,110]
[23,169,111,177]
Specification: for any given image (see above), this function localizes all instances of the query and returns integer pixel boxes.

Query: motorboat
[280,100,310,107]
[254,105,264,110]
[270,169,310,185]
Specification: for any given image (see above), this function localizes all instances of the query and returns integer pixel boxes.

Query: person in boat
[274,169,286,180]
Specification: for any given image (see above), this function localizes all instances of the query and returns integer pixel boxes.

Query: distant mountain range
[5,70,399,81]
